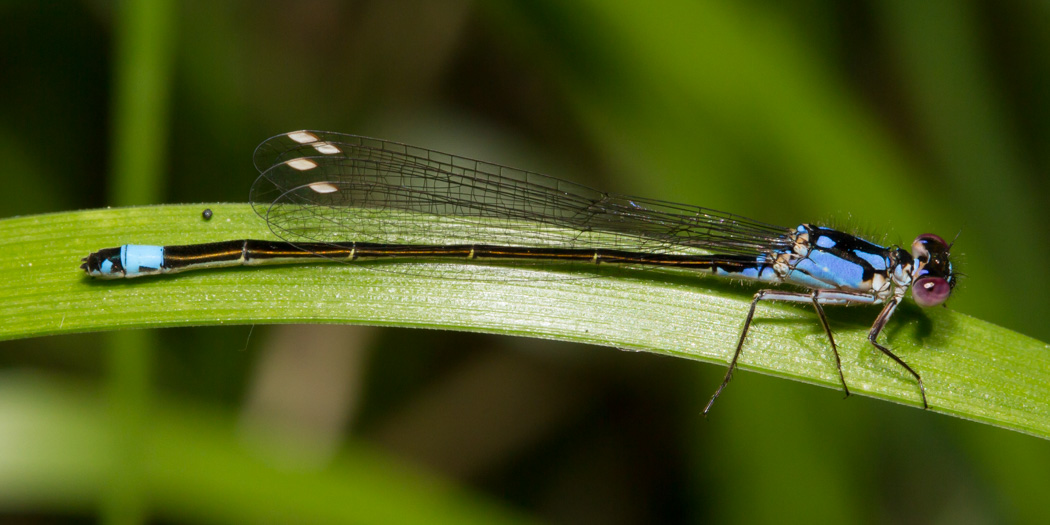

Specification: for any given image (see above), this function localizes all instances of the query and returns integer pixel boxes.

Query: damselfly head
[910,233,954,307]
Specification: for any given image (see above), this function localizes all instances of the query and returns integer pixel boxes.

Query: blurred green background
[2,0,1050,523]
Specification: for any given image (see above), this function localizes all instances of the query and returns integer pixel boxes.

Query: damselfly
[82,131,956,413]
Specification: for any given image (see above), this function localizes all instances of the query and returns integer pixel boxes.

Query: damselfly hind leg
[702,289,851,416]
[808,294,849,399]
[868,299,928,409]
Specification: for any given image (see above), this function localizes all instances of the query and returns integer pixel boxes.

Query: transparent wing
[249,131,794,258]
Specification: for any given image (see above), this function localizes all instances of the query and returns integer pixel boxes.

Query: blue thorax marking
[790,250,865,289]
[853,249,888,271]
[816,235,836,248]
[711,226,898,293]
[787,226,895,292]
[725,261,779,282]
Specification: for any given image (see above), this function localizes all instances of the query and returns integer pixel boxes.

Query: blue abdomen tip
[122,245,165,275]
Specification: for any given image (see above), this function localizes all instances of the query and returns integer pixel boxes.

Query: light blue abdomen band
[121,245,165,275]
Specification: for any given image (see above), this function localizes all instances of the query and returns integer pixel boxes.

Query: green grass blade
[0,373,536,524]
[106,0,177,520]
[3,205,1049,438]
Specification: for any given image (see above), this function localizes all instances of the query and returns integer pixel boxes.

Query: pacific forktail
[82,131,956,413]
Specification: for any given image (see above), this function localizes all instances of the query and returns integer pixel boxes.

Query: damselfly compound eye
[911,233,949,260]
[912,276,951,307]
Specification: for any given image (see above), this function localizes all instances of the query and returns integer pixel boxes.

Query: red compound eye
[912,276,951,307]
